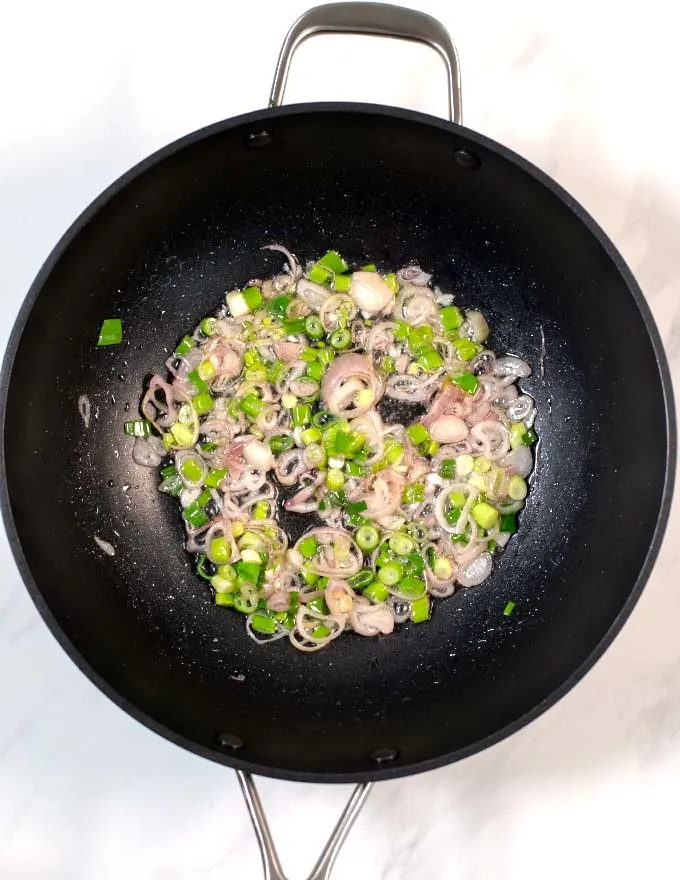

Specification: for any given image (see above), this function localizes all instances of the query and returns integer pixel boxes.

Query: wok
[0,4,675,878]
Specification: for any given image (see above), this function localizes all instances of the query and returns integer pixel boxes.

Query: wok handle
[269,2,463,124]
[237,770,373,880]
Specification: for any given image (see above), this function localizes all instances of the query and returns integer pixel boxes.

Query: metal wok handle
[269,1,463,124]
[237,771,373,880]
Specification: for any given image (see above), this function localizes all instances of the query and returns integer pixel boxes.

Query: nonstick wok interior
[1,105,672,781]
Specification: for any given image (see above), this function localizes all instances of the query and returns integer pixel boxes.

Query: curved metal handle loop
[269,2,463,124]
[237,771,373,880]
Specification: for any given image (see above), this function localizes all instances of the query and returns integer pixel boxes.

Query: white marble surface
[1,1,679,877]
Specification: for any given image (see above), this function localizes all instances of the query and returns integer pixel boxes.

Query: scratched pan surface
[0,105,675,782]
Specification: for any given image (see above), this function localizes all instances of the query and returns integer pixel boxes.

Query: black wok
[0,4,675,872]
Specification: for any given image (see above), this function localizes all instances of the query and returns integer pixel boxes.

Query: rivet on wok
[369,747,399,764]
[217,732,245,749]
[245,131,273,149]
[454,149,481,170]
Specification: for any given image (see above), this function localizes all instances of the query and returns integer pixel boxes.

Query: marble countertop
[1,1,678,877]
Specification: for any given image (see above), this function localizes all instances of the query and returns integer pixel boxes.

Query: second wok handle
[236,770,373,880]
[269,2,463,124]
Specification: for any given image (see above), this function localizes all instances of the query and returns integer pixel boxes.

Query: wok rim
[0,101,676,783]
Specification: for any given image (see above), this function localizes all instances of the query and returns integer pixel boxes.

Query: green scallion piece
[334,430,364,455]
[242,286,264,311]
[306,361,325,382]
[243,349,262,367]
[196,488,212,507]
[408,325,434,355]
[451,372,480,395]
[196,554,215,581]
[418,348,444,372]
[500,511,517,534]
[97,318,123,346]
[123,419,151,437]
[292,404,311,426]
[440,305,464,331]
[233,592,258,614]
[170,422,194,447]
[389,533,415,556]
[235,560,261,583]
[394,321,409,341]
[298,536,318,559]
[345,461,367,477]
[364,581,389,604]
[304,443,327,468]
[329,328,351,350]
[383,273,399,292]
[282,318,306,335]
[326,468,345,491]
[193,393,214,415]
[318,249,349,274]
[410,596,431,623]
[348,569,374,590]
[240,395,263,418]
[450,490,467,508]
[268,434,294,455]
[523,428,538,446]
[200,316,218,337]
[406,521,428,544]
[439,460,456,481]
[503,601,516,617]
[453,338,483,361]
[300,347,318,363]
[402,482,425,505]
[345,500,368,515]
[332,273,351,292]
[307,597,330,615]
[205,468,227,488]
[407,552,425,575]
[250,614,278,635]
[304,316,324,339]
[356,525,380,552]
[267,359,286,383]
[300,426,322,445]
[326,489,347,508]
[398,576,426,599]
[509,422,527,449]
[174,334,195,356]
[380,355,395,374]
[419,439,440,457]
[210,536,232,564]
[406,423,429,445]
[377,561,403,586]
[312,411,336,430]
[187,369,209,396]
[508,475,528,501]
[253,502,270,520]
[159,472,182,496]
[214,592,235,607]
[307,263,333,285]
[180,457,203,482]
[383,441,404,465]
[184,501,209,529]
[198,360,216,381]
[472,502,499,530]
[268,295,291,320]
[317,349,335,367]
